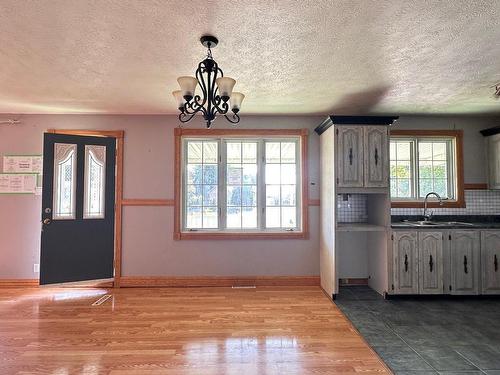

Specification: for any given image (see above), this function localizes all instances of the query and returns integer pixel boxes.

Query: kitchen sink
[443,221,476,226]
[403,220,476,227]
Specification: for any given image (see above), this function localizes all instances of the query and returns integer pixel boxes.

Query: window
[84,145,106,219]
[226,141,258,229]
[264,141,298,228]
[176,129,308,239]
[53,143,77,220]
[185,140,219,229]
[390,130,464,207]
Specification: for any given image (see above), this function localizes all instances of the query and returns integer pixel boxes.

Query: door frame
[46,129,124,287]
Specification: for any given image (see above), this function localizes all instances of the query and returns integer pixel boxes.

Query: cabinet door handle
[429,254,434,273]
[494,254,498,272]
[404,254,409,272]
[464,255,468,274]
[374,148,379,166]
[349,148,353,165]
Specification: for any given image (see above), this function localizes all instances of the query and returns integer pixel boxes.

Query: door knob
[43,218,51,225]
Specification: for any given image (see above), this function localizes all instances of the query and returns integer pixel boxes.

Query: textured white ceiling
[0,0,499,115]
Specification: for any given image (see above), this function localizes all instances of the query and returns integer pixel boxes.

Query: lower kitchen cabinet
[392,231,418,294]
[418,232,443,294]
[391,229,497,296]
[481,231,500,294]
[449,231,480,295]
[392,231,443,295]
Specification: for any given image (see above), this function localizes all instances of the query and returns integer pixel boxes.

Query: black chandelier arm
[212,94,230,115]
[179,111,197,123]
[211,66,232,115]
[183,94,205,115]
[206,61,218,107]
[195,61,208,107]
[224,112,240,124]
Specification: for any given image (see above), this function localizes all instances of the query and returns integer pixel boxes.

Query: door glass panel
[53,143,77,220]
[84,145,106,219]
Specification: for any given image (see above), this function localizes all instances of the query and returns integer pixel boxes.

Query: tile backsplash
[337,194,368,223]
[391,190,500,216]
[337,190,500,222]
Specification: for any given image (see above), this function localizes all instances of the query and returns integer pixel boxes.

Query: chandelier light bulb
[172,90,186,111]
[230,92,245,113]
[177,76,198,101]
[215,77,236,101]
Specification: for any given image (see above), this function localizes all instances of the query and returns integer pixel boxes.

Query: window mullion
[413,139,419,199]
[258,139,265,231]
[296,138,301,231]
[219,139,226,230]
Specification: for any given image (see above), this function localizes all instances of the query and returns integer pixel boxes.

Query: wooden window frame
[174,128,309,240]
[390,130,465,208]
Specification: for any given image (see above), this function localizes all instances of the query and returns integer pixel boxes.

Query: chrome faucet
[423,192,444,221]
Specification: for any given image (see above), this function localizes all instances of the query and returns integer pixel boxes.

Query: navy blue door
[40,133,116,285]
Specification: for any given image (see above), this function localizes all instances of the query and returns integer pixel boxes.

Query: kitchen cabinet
[392,231,418,294]
[418,232,443,294]
[392,230,443,295]
[315,115,398,298]
[336,126,364,187]
[481,231,500,294]
[336,125,389,188]
[449,231,480,295]
[364,126,389,187]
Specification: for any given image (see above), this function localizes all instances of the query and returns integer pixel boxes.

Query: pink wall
[0,114,322,279]
[1,113,497,279]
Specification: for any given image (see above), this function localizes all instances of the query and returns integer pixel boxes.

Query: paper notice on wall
[0,174,37,194]
[3,155,43,174]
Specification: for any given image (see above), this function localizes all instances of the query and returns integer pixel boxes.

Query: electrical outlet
[33,263,40,273]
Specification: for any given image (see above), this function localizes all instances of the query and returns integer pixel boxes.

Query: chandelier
[172,35,245,129]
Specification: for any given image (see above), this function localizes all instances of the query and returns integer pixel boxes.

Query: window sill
[391,199,465,209]
[174,231,309,240]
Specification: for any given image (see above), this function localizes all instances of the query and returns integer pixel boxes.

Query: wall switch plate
[33,263,40,273]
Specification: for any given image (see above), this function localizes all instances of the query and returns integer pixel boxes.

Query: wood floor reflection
[0,286,389,374]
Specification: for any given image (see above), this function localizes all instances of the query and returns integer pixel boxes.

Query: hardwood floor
[0,286,389,374]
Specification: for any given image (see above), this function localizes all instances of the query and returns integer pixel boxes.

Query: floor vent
[92,294,112,306]
[232,286,256,289]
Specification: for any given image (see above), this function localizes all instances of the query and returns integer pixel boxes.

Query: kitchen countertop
[391,215,500,229]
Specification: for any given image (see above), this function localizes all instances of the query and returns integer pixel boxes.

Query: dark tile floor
[335,286,500,375]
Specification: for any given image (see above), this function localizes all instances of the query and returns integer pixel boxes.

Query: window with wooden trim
[183,137,301,231]
[390,130,464,207]
[175,129,308,239]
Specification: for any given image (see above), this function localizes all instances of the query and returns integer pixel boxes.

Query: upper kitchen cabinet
[315,116,398,191]
[364,126,389,187]
[337,126,364,187]
[336,126,389,187]
[480,127,500,190]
